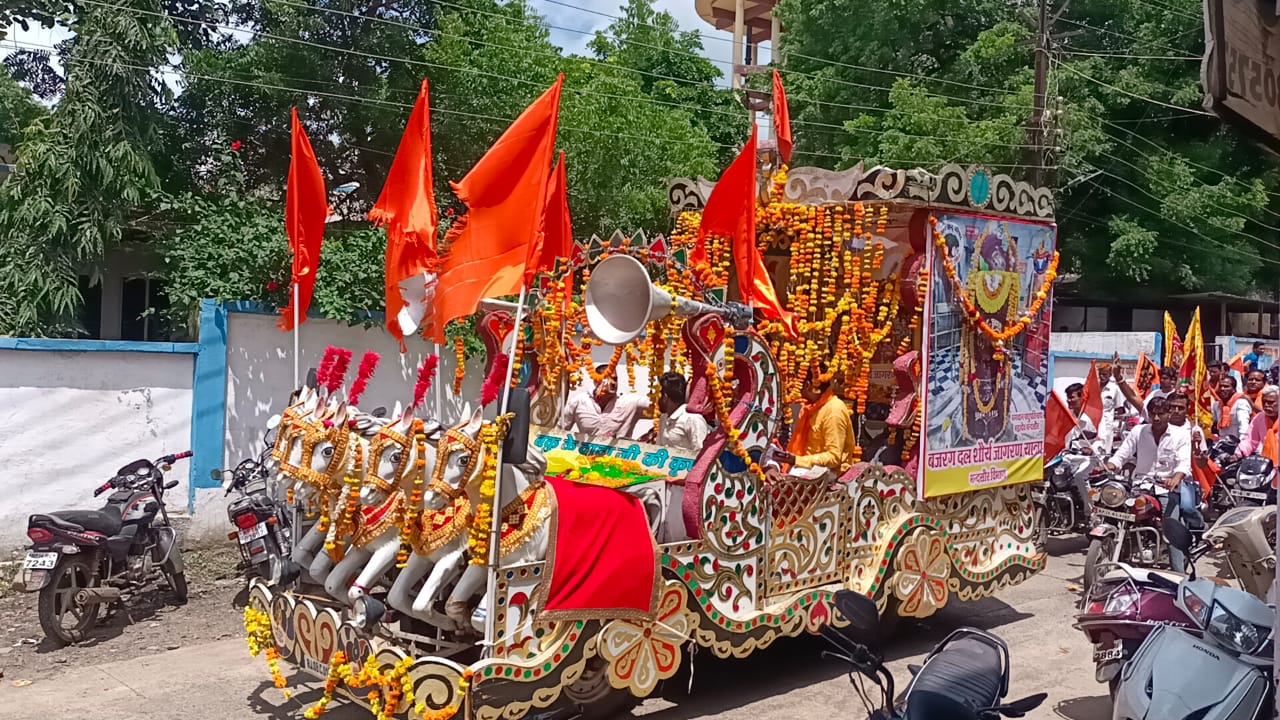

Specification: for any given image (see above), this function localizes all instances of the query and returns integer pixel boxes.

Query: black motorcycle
[1206,436,1242,518]
[1226,454,1277,507]
[820,590,1046,719]
[20,451,192,646]
[215,436,294,585]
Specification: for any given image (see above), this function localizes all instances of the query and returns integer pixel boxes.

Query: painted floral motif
[597,581,691,696]
[891,531,952,618]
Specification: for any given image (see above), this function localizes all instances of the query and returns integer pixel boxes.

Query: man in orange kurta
[774,376,857,476]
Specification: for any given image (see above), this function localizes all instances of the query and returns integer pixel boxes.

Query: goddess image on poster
[923,214,1058,497]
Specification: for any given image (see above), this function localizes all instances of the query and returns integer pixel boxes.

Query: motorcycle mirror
[267,414,282,430]
[832,589,881,639]
[210,469,223,481]
[371,406,388,418]
[306,367,318,388]
[1164,516,1194,554]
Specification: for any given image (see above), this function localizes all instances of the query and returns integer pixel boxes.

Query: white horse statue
[323,403,443,605]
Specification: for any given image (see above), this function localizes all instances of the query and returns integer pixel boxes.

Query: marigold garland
[452,335,466,395]
[243,607,288,691]
[302,651,349,719]
[468,415,513,565]
[929,215,1059,361]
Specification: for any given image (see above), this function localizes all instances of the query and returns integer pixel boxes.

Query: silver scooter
[1112,518,1275,720]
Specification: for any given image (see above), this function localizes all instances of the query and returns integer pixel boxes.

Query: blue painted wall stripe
[0,337,199,354]
[189,299,228,510]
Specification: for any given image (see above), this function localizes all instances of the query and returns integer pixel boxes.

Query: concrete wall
[0,344,194,546]
[1046,332,1162,394]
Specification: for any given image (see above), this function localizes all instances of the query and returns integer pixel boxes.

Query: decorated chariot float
[244,160,1058,720]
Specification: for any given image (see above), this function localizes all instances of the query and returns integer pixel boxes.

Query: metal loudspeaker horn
[584,254,752,345]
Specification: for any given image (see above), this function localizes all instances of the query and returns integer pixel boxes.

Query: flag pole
[292,281,300,389]
[433,341,444,421]
[483,283,528,656]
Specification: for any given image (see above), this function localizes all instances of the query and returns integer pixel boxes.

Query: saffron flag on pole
[279,108,328,330]
[1163,311,1183,369]
[1080,359,1105,431]
[369,79,440,349]
[431,74,564,342]
[525,150,573,286]
[1134,352,1159,400]
[1044,389,1076,460]
[698,128,797,338]
[771,69,793,166]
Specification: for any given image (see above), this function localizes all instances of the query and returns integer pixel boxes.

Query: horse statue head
[363,401,444,507]
[422,404,485,513]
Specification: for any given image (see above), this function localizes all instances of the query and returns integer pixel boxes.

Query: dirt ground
[0,543,247,683]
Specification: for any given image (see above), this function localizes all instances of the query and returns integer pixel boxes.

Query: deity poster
[921,213,1057,497]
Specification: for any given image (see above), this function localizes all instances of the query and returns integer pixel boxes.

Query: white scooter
[1112,518,1275,720]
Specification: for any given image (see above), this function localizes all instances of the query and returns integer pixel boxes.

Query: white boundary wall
[0,348,194,546]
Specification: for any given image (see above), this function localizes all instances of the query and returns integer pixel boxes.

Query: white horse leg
[323,548,372,604]
[348,534,401,603]
[448,564,488,628]
[414,545,467,629]
[388,553,432,616]
[291,525,326,571]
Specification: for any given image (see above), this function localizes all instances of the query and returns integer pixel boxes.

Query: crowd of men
[1057,348,1279,571]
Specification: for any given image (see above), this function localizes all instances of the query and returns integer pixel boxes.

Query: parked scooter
[18,451,192,646]
[1111,519,1275,720]
[1075,562,1202,697]
[215,432,296,585]
[820,589,1047,719]
[1204,505,1276,603]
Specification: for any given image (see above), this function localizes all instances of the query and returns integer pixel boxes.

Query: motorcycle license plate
[237,523,268,544]
[23,551,58,570]
[1093,643,1124,663]
[1232,490,1268,501]
[1095,508,1134,522]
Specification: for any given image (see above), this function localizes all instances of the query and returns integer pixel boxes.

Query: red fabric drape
[278,108,327,330]
[1080,359,1105,431]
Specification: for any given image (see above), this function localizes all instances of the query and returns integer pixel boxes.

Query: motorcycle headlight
[1099,482,1128,508]
[1238,471,1267,491]
[1237,457,1273,490]
[1206,601,1270,655]
[353,595,386,629]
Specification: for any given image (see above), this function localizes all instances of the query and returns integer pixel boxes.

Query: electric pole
[1029,0,1050,187]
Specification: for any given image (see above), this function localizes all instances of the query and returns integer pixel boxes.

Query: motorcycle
[1075,562,1202,698]
[1226,455,1276,507]
[215,434,295,585]
[1204,505,1276,603]
[1112,518,1274,720]
[19,451,192,646]
[819,589,1046,719]
[1206,436,1243,518]
[1034,444,1109,547]
[1083,474,1188,593]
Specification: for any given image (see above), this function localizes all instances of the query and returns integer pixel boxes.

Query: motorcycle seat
[904,636,1003,715]
[32,507,123,536]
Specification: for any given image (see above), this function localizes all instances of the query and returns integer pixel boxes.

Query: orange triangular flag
[1044,389,1076,460]
[526,150,572,285]
[279,108,327,331]
[370,79,440,349]
[1228,350,1247,377]
[700,128,797,339]
[1080,359,1105,431]
[432,75,564,342]
[771,69,793,165]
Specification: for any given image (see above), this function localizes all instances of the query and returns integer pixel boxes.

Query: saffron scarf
[788,389,835,458]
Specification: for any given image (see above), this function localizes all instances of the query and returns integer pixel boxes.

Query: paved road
[0,536,1111,720]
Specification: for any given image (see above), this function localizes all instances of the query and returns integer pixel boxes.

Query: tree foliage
[775,0,1280,298]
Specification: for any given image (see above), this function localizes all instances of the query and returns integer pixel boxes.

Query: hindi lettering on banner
[532,426,695,478]
[922,213,1056,497]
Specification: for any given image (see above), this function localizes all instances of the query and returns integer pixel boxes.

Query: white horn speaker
[584,254,752,345]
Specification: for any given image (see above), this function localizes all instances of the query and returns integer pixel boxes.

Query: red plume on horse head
[325,348,354,395]
[347,351,381,406]
[410,354,440,412]
[479,353,510,407]
[315,346,338,391]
